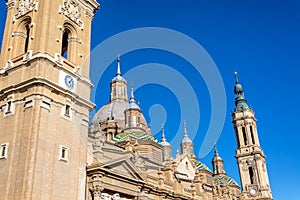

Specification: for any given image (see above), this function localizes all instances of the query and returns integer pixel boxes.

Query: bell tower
[232,72,273,200]
[0,0,99,199]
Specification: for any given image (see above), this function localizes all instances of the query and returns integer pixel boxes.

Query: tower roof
[213,144,223,162]
[126,85,141,110]
[234,72,249,111]
[161,124,171,146]
[112,55,127,83]
[181,121,192,144]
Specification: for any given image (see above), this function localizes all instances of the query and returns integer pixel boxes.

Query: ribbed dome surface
[92,100,129,124]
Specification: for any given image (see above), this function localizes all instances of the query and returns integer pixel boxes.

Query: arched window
[14,17,32,57]
[127,116,131,127]
[235,127,240,147]
[138,116,140,125]
[61,30,69,58]
[113,88,116,98]
[242,127,248,145]
[215,164,219,173]
[24,24,30,53]
[250,126,255,144]
[61,22,78,63]
[249,166,255,184]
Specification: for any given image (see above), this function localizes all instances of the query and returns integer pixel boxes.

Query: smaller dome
[161,141,171,146]
[126,102,140,110]
[213,155,223,162]
[234,83,244,93]
[181,135,192,144]
[112,74,127,83]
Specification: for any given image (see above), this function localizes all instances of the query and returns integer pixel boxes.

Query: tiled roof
[195,160,212,172]
[213,175,239,187]
[113,131,159,143]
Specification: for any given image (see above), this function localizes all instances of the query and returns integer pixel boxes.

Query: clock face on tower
[64,75,75,90]
[59,71,76,91]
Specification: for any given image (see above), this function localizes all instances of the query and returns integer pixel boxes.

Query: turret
[212,145,226,176]
[161,124,171,161]
[180,121,194,156]
[110,55,128,102]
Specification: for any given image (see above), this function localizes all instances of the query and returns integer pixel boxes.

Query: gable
[176,156,196,180]
[101,157,145,181]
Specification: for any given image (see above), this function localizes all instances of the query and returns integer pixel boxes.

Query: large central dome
[92,100,129,125]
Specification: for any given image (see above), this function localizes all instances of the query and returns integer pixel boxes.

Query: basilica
[0,1,273,200]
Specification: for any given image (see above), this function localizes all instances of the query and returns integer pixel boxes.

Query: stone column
[89,173,104,200]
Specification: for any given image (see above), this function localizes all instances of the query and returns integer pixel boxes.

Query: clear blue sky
[1,0,299,199]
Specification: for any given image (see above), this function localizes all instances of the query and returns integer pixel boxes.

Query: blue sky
[1,0,300,199]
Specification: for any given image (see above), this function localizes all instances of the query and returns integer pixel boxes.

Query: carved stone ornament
[23,50,32,62]
[59,0,84,29]
[100,192,132,200]
[14,0,38,21]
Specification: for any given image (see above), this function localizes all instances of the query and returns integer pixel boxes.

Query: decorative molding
[100,192,132,200]
[23,50,33,62]
[5,60,14,69]
[68,37,81,44]
[74,66,81,74]
[13,0,38,21]
[54,53,64,65]
[85,10,94,20]
[59,0,84,29]
[202,184,213,192]
[6,0,16,10]
[12,31,26,38]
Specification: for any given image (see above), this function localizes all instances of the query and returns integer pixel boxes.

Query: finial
[214,143,219,156]
[234,71,239,83]
[184,120,187,135]
[161,123,166,142]
[117,54,121,76]
[176,149,180,158]
[130,83,136,103]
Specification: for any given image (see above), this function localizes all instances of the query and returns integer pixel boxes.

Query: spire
[234,71,239,83]
[212,144,226,175]
[176,149,180,158]
[181,120,192,144]
[184,120,188,136]
[213,144,223,161]
[161,124,166,142]
[117,54,121,76]
[233,71,249,111]
[110,55,127,101]
[214,143,219,156]
[161,124,170,146]
[130,84,136,103]
[126,83,141,110]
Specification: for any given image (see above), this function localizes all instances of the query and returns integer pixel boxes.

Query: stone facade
[0,1,272,200]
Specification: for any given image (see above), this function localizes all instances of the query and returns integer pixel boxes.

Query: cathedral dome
[92,100,129,124]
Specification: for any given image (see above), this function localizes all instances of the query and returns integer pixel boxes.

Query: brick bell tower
[0,0,99,199]
[232,72,273,200]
